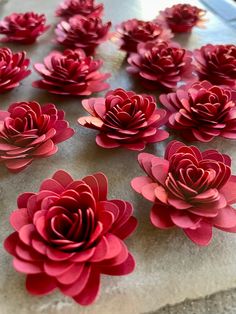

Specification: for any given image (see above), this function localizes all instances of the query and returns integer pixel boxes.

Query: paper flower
[4,170,137,305]
[0,102,74,172]
[55,0,104,19]
[78,88,169,150]
[33,49,110,96]
[159,80,236,142]
[193,44,236,89]
[131,141,236,246]
[114,19,173,53]
[127,41,194,90]
[0,47,31,94]
[0,12,50,44]
[55,15,111,55]
[156,3,206,33]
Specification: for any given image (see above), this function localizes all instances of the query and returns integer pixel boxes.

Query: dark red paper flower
[78,88,169,150]
[0,12,50,44]
[0,102,74,172]
[131,141,236,246]
[55,0,104,19]
[160,80,236,142]
[55,15,111,55]
[4,170,137,305]
[127,41,194,90]
[156,3,206,33]
[0,47,31,94]
[114,19,173,53]
[193,44,236,89]
[33,49,110,96]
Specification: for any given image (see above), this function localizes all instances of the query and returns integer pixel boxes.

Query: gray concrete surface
[152,288,236,314]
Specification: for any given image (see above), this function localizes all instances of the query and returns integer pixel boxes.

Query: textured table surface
[0,0,236,314]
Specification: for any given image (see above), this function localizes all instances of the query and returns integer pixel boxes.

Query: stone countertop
[0,0,236,314]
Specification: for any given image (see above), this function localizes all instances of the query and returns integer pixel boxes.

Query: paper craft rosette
[55,15,111,55]
[78,88,169,150]
[0,12,50,44]
[156,3,206,33]
[193,44,236,89]
[127,41,195,90]
[55,0,104,19]
[160,80,236,142]
[114,19,173,53]
[33,49,110,95]
[0,102,74,172]
[131,141,236,246]
[4,170,137,305]
[0,47,31,93]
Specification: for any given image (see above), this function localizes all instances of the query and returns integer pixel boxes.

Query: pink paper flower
[33,49,110,96]
[131,141,236,246]
[0,102,74,172]
[4,170,137,305]
[78,88,169,151]
[55,15,111,55]
[0,12,50,44]
[114,19,173,53]
[0,47,31,93]
[159,80,236,142]
[127,41,195,90]
[193,44,236,89]
[156,3,206,33]
[55,0,104,19]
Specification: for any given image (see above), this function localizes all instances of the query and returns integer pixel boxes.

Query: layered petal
[0,12,49,44]
[33,49,110,96]
[4,170,137,306]
[78,88,169,150]
[0,101,74,172]
[132,141,236,245]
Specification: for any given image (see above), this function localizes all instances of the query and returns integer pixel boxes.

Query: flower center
[104,100,146,129]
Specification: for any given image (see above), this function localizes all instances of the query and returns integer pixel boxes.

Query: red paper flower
[131,141,236,246]
[114,19,173,53]
[78,88,169,150]
[55,15,111,55]
[4,170,137,305]
[55,0,104,19]
[127,41,194,90]
[33,49,110,96]
[193,44,236,89]
[160,80,236,142]
[0,47,31,94]
[0,102,74,172]
[0,12,50,44]
[156,3,206,33]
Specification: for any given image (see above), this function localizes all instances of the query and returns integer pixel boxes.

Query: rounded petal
[73,270,100,306]
[150,203,175,229]
[184,222,213,246]
[26,273,57,295]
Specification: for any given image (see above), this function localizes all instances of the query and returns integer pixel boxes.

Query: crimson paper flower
[0,102,74,172]
[131,141,236,246]
[78,88,169,150]
[33,49,110,96]
[127,41,194,90]
[55,15,111,55]
[160,80,236,142]
[156,3,206,33]
[0,12,50,44]
[193,44,236,89]
[114,19,173,53]
[55,0,104,19]
[0,47,31,94]
[4,170,137,305]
